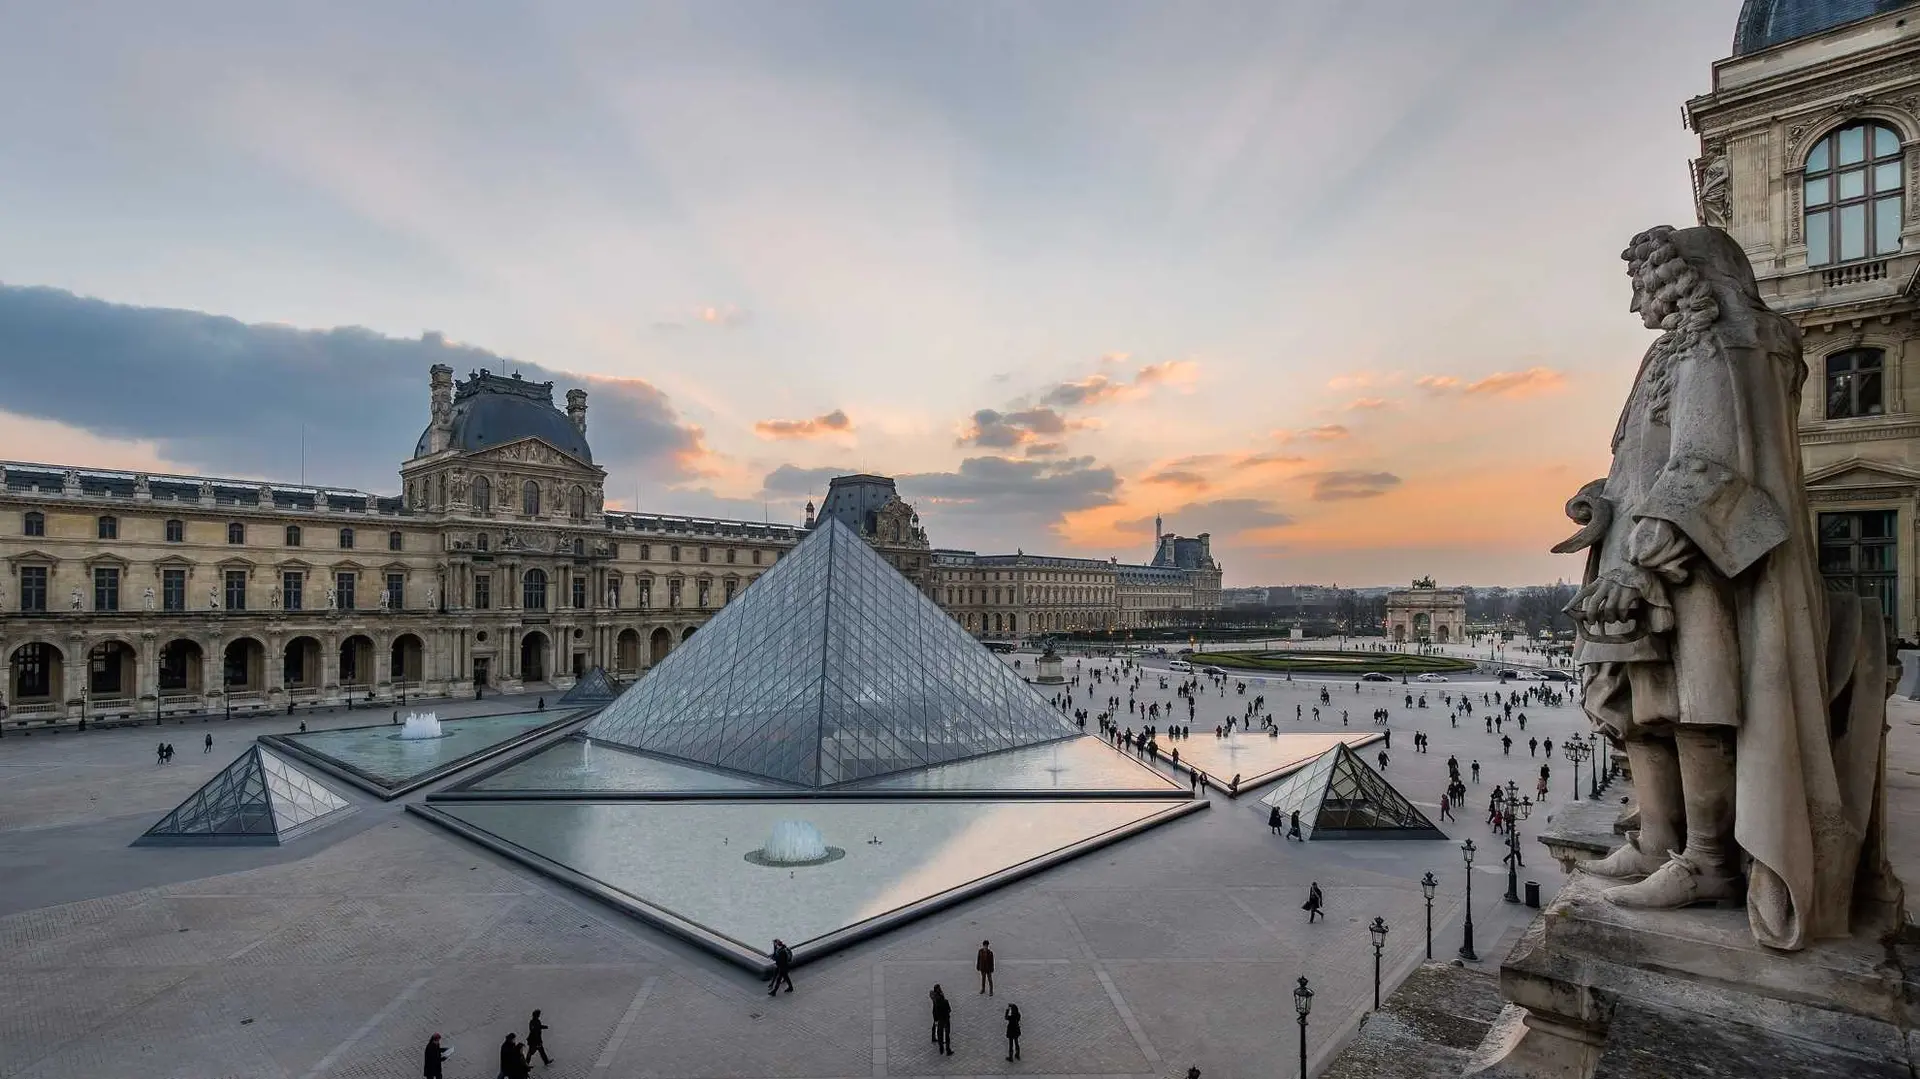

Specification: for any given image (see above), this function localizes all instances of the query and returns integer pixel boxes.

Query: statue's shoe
[1603,853,1740,910]
[1579,837,1664,880]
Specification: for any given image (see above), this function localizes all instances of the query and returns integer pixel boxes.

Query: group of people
[420,1010,550,1079]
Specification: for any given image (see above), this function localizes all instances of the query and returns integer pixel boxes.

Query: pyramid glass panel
[138,745,354,845]
[558,666,621,706]
[1257,743,1443,840]
[587,519,1075,787]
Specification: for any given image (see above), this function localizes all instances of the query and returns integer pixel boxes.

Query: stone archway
[222,637,267,693]
[616,629,642,674]
[283,636,322,690]
[520,630,550,682]
[9,641,64,705]
[648,627,671,666]
[338,634,375,687]
[389,633,425,685]
[681,625,697,643]
[158,638,204,693]
[1436,623,1451,645]
[1392,624,1407,644]
[86,639,138,700]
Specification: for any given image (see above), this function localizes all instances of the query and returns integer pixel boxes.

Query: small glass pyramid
[1258,742,1443,840]
[559,666,620,705]
[137,744,354,845]
[586,518,1077,787]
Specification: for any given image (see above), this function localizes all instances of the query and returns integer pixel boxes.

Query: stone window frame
[388,530,404,552]
[22,510,44,537]
[338,526,355,550]
[1802,121,1905,267]
[165,518,185,543]
[97,515,118,540]
[285,524,303,547]
[226,522,246,545]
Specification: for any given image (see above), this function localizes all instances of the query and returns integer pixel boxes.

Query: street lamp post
[1369,916,1389,1010]
[1565,739,1588,802]
[1420,872,1437,960]
[1589,731,1606,797]
[1458,840,1479,962]
[1292,976,1313,1079]
[1503,782,1532,904]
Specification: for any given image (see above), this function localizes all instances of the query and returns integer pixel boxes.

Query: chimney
[427,364,455,454]
[566,388,588,436]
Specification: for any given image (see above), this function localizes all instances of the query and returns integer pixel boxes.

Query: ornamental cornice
[1692,51,1920,130]
[1801,422,1920,445]
[1808,485,1914,503]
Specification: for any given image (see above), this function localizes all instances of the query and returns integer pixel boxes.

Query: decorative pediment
[5,548,59,570]
[471,437,594,471]
[217,556,258,571]
[382,561,411,574]
[276,558,314,572]
[332,559,367,573]
[84,552,132,569]
[1804,459,1920,488]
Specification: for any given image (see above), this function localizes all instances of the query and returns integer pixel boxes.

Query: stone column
[63,631,85,714]
[137,630,159,715]
[321,631,340,700]
[373,632,391,694]
[265,631,285,706]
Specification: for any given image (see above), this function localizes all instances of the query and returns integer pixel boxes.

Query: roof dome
[415,370,592,462]
[1733,0,1918,55]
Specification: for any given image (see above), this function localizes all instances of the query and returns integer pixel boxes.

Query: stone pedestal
[1467,872,1915,1078]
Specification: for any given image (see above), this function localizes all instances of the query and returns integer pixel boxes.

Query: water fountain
[746,819,845,867]
[398,712,443,740]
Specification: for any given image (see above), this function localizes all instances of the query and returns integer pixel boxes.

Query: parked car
[1360,671,1394,682]
[1168,660,1193,672]
[1414,673,1449,683]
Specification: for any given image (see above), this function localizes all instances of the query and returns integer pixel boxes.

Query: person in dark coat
[1288,810,1303,841]
[422,1033,449,1079]
[526,1009,552,1065]
[931,984,954,1055]
[1303,882,1325,923]
[499,1032,529,1079]
[1268,806,1283,835]
[976,940,995,995]
[1004,1003,1022,1061]
[767,938,794,995]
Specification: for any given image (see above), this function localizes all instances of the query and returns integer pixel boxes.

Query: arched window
[522,568,548,610]
[569,485,586,519]
[23,511,44,537]
[97,515,118,540]
[472,476,491,514]
[165,519,184,543]
[1826,348,1886,419]
[227,522,245,545]
[338,527,355,549]
[388,530,404,552]
[522,480,540,516]
[285,524,302,547]
[1805,122,1903,266]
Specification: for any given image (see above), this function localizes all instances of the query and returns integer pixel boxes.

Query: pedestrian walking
[976,940,995,995]
[1268,806,1283,835]
[1288,809,1303,841]
[499,1032,529,1079]
[1440,791,1454,821]
[204,733,212,753]
[423,1033,450,1079]
[1529,737,1538,757]
[526,1009,552,1066]
[1502,735,1512,755]
[1005,1003,1022,1061]
[931,984,954,1055]
[1377,750,1389,771]
[767,938,795,995]
[1471,759,1481,783]
[156,742,166,765]
[1543,738,1553,758]
[1303,881,1325,923]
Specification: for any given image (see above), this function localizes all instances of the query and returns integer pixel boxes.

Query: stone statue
[143,586,155,612]
[1693,152,1731,229]
[325,587,337,610]
[1559,225,1898,951]
[377,588,388,612]
[606,588,617,609]
[70,588,82,610]
[426,585,436,609]
[208,586,220,610]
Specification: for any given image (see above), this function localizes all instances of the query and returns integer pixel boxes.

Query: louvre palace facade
[0,366,1220,727]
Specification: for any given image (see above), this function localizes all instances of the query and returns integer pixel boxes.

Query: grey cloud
[957,407,1069,449]
[900,455,1118,549]
[1303,470,1402,501]
[759,463,857,497]
[0,283,705,491]
[1120,498,1293,538]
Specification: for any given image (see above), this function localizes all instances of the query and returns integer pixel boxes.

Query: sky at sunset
[0,1,1749,587]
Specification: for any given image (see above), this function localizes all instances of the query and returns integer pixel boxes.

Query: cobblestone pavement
[0,672,1593,1079]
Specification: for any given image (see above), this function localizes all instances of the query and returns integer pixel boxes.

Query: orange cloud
[1416,367,1567,400]
[1345,397,1391,411]
[1326,371,1398,391]
[1133,358,1200,388]
[753,409,854,440]
[1142,469,1211,490]
[1038,357,1200,408]
[1275,424,1350,443]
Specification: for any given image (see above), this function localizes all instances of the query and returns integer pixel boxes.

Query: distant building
[805,474,933,595]
[1385,577,1467,645]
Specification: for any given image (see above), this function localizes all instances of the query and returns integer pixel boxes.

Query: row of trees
[1068,584,1580,640]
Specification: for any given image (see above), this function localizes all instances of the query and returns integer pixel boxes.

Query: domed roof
[414,370,592,462]
[1733,0,1918,55]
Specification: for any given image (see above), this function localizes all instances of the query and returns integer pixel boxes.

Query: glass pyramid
[1257,742,1443,840]
[586,518,1077,787]
[559,666,621,706]
[137,744,355,845]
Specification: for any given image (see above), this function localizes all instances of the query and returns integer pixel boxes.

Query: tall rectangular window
[166,519,184,543]
[335,572,356,610]
[386,573,405,610]
[19,566,47,611]
[282,571,303,611]
[572,576,587,609]
[224,569,247,611]
[1819,510,1898,627]
[98,516,118,540]
[163,568,186,611]
[639,543,651,560]
[1826,349,1885,419]
[474,573,491,610]
[726,548,736,564]
[93,567,120,611]
[388,530,404,552]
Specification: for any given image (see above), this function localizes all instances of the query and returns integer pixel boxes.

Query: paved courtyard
[0,665,1718,1079]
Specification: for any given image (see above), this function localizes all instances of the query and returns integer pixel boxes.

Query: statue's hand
[1571,577,1645,626]
[1628,518,1693,582]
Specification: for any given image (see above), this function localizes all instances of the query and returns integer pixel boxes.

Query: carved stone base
[1471,872,1914,1078]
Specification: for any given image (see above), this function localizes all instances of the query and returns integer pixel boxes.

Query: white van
[1168,660,1193,672]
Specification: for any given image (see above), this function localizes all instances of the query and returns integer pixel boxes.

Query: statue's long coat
[1577,228,1894,950]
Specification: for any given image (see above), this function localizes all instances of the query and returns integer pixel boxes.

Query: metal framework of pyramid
[1257,742,1444,840]
[586,518,1077,787]
[136,743,355,845]
[559,666,621,706]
